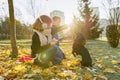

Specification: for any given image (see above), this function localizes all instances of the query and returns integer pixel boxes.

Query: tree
[8,0,18,58]
[88,15,103,39]
[0,17,32,40]
[103,0,120,48]
[78,0,103,39]
[71,16,86,37]
[78,0,93,39]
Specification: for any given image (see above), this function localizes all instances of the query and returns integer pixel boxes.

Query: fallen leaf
[14,65,26,71]
[111,60,118,64]
[93,76,108,80]
[97,59,103,63]
[57,70,69,77]
[84,73,92,80]
[97,64,105,68]
[98,49,103,53]
[104,68,116,73]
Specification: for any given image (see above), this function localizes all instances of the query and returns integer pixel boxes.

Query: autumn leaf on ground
[97,64,105,68]
[5,50,11,55]
[0,67,5,74]
[41,68,54,77]
[57,70,69,77]
[32,69,42,74]
[103,56,109,59]
[93,76,108,80]
[111,60,118,64]
[114,65,120,70]
[61,60,71,68]
[14,65,26,71]
[97,59,103,63]
[104,68,116,73]
[84,73,92,80]
[97,49,103,53]
[3,70,18,80]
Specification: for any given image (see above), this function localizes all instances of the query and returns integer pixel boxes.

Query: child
[72,33,92,67]
[31,15,66,67]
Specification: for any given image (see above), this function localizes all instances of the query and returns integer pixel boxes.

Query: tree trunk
[8,0,18,58]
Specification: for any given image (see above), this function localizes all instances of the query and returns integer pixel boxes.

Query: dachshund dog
[72,33,92,67]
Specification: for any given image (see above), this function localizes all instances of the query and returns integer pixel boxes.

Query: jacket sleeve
[31,32,51,58]
[31,32,41,58]
[51,26,67,35]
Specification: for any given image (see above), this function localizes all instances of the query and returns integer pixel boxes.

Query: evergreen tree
[88,15,103,39]
[78,0,103,39]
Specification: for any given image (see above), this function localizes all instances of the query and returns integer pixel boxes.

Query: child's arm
[51,26,67,35]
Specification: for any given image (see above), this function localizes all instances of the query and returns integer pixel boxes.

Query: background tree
[103,0,120,48]
[0,17,32,40]
[77,0,103,39]
[8,0,18,58]
[78,0,92,38]
[71,16,85,37]
[88,15,103,39]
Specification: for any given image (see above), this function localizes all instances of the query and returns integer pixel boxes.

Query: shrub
[106,25,119,48]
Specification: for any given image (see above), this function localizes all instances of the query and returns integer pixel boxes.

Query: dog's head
[74,33,86,45]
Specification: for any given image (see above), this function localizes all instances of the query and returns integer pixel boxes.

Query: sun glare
[65,17,72,25]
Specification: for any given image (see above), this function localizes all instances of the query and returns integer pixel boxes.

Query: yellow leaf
[57,71,69,77]
[25,60,34,64]
[14,65,26,71]
[6,50,10,55]
[0,67,5,74]
[62,60,71,67]
[72,74,77,80]
[111,60,118,64]
[84,73,92,80]
[18,54,25,58]
[41,68,53,76]
[98,49,103,53]
[104,68,115,73]
[70,59,80,66]
[97,59,103,63]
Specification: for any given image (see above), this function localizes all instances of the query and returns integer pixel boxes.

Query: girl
[31,15,65,67]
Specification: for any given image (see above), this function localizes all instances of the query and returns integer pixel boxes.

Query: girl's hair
[32,15,52,32]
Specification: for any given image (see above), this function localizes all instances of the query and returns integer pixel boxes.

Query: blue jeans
[38,45,65,65]
[51,45,66,65]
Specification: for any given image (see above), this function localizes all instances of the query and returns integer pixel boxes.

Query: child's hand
[51,38,58,45]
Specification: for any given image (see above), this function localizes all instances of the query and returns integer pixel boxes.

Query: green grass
[0,39,120,79]
[60,40,120,80]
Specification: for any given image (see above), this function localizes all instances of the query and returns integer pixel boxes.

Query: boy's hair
[52,16,61,21]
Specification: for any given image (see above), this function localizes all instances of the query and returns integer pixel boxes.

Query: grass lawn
[61,40,120,79]
[0,40,120,80]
